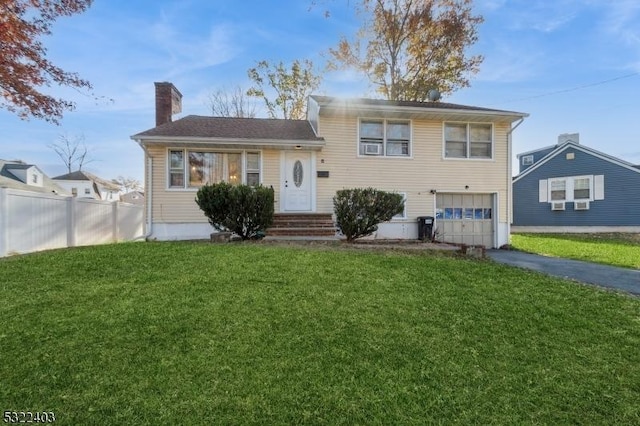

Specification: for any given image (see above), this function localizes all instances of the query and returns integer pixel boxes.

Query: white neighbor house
[53,170,120,201]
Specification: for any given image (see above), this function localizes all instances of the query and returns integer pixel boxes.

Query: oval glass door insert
[293,160,303,187]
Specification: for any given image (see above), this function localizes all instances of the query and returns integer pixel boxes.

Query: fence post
[0,188,7,257]
[67,196,77,247]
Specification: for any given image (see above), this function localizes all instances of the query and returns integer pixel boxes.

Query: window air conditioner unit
[574,201,590,210]
[364,143,382,155]
[551,202,565,211]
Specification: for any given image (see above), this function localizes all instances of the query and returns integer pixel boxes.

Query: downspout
[506,118,525,246]
[135,139,153,240]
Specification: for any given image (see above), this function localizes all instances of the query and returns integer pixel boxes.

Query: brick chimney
[155,82,183,126]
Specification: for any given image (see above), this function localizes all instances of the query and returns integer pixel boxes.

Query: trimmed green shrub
[334,188,404,242]
[195,182,274,240]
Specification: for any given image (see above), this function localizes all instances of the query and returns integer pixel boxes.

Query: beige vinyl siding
[316,115,510,223]
[261,149,281,209]
[148,146,281,224]
[148,146,204,223]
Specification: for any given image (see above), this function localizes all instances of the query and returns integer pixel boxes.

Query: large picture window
[359,119,410,157]
[168,150,260,189]
[444,123,493,159]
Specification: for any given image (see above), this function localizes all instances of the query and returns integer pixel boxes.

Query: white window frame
[392,192,407,220]
[167,148,261,190]
[358,119,412,158]
[245,152,262,187]
[168,150,185,189]
[572,175,592,201]
[522,155,534,165]
[548,178,567,202]
[547,175,594,203]
[443,122,494,160]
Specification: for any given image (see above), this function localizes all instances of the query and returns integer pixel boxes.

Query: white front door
[283,151,312,211]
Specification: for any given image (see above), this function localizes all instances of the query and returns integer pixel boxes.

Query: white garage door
[436,193,495,247]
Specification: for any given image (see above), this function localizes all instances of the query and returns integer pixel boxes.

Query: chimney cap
[154,81,183,98]
[558,132,579,145]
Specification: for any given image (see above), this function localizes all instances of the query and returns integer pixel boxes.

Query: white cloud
[486,1,578,33]
[598,0,640,46]
[149,20,239,78]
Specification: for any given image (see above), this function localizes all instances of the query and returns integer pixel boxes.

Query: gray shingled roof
[53,170,120,191]
[310,95,526,115]
[0,160,68,195]
[52,170,91,181]
[133,115,323,140]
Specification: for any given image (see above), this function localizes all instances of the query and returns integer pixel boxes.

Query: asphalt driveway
[487,250,640,296]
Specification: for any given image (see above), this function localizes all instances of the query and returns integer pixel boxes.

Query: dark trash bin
[417,216,434,241]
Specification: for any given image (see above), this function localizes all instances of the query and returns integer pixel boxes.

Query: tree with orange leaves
[0,0,93,124]
[328,0,484,101]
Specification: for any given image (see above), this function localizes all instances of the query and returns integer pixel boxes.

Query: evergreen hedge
[195,182,274,240]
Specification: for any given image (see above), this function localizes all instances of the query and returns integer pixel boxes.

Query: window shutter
[594,175,605,200]
[539,179,548,202]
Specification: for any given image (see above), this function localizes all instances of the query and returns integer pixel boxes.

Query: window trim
[549,178,567,202]
[168,149,185,189]
[572,176,592,201]
[443,122,494,160]
[522,155,534,165]
[166,148,262,191]
[357,118,413,158]
[547,175,593,203]
[391,192,407,220]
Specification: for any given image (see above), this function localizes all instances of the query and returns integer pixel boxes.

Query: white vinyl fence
[0,188,144,257]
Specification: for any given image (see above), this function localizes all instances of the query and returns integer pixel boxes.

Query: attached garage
[435,193,496,247]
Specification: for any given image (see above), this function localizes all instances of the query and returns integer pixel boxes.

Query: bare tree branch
[208,86,257,118]
[49,133,93,174]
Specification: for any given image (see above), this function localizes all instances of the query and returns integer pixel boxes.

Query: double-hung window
[444,123,493,159]
[573,177,590,200]
[550,179,567,201]
[359,119,410,157]
[169,150,185,187]
[168,150,261,189]
[246,153,260,186]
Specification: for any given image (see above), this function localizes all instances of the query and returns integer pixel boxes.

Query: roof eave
[316,101,528,122]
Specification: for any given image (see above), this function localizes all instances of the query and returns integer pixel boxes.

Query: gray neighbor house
[512,133,640,232]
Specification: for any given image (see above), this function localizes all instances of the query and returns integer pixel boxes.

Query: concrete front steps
[267,213,336,237]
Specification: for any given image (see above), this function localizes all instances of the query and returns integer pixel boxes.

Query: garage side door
[436,193,494,247]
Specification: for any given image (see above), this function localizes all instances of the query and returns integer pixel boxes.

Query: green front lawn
[511,233,640,269]
[1,242,639,424]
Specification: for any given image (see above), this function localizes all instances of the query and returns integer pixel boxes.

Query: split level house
[513,133,640,231]
[131,82,528,248]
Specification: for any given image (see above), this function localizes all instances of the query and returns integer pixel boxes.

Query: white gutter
[315,99,529,121]
[134,139,153,240]
[132,135,326,150]
[506,117,525,243]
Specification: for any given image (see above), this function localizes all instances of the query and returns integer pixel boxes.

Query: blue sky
[2,0,640,182]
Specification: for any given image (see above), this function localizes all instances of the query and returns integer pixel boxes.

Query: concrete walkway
[487,250,640,296]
